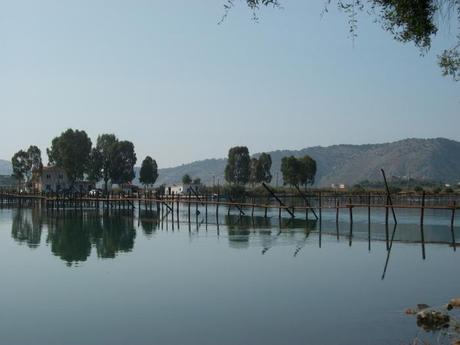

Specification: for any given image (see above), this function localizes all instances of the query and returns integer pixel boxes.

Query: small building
[34,166,69,193]
[165,183,201,195]
[165,184,185,195]
[32,166,93,193]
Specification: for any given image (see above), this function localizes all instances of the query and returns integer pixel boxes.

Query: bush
[351,184,366,193]
[414,186,424,192]
[433,187,442,194]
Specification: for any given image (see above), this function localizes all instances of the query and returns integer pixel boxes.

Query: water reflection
[381,224,398,280]
[47,214,91,264]
[139,210,159,237]
[7,209,460,269]
[16,210,138,266]
[11,209,43,248]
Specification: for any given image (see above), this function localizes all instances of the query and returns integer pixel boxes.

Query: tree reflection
[11,208,43,248]
[139,210,159,237]
[225,215,251,249]
[44,211,136,265]
[47,214,91,266]
[93,213,136,259]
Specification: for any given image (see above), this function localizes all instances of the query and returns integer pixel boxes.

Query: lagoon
[0,207,459,345]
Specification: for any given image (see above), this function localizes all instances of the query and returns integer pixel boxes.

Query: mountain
[2,138,460,187]
[0,159,12,175]
[149,138,460,187]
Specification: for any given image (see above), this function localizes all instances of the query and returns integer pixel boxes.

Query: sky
[0,0,459,168]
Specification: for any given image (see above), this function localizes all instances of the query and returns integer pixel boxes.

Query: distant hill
[0,159,12,175]
[148,138,460,187]
[3,138,460,187]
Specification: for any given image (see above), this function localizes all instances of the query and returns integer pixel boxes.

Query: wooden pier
[1,189,459,229]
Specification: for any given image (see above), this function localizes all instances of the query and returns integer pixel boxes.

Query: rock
[405,308,418,315]
[417,304,431,310]
[450,298,460,308]
[416,309,450,331]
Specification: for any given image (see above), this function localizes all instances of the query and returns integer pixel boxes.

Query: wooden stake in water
[451,201,456,251]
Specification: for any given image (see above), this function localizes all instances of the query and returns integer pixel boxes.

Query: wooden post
[205,194,208,225]
[451,201,456,251]
[318,192,322,222]
[294,184,318,220]
[368,192,371,252]
[348,221,353,247]
[367,192,371,224]
[188,191,191,223]
[262,183,295,218]
[176,194,180,223]
[420,191,426,259]
[215,193,220,230]
[348,197,353,224]
[420,191,425,227]
[385,195,389,226]
[336,199,339,225]
[216,190,220,218]
[381,169,397,224]
[385,222,390,251]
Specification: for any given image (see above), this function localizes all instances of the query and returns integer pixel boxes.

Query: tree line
[223,146,317,189]
[12,131,318,193]
[12,129,159,192]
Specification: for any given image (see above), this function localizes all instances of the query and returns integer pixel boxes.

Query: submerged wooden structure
[1,188,458,227]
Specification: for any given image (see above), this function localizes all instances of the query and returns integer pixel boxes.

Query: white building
[164,183,201,195]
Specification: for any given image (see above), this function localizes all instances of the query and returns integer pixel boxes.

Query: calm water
[0,206,459,345]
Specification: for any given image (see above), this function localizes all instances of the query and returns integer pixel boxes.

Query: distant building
[165,183,201,195]
[33,166,93,193]
[33,166,69,192]
[331,183,346,190]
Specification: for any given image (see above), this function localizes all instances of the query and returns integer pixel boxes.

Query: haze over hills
[2,138,460,187]
[0,159,12,176]
[149,138,460,187]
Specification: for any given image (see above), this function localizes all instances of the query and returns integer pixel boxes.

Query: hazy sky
[0,0,459,168]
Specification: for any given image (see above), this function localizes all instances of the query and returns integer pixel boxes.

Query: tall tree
[11,150,30,185]
[87,148,103,184]
[281,155,317,187]
[299,155,317,187]
[139,156,159,187]
[11,146,43,186]
[224,146,251,185]
[258,153,272,184]
[27,146,43,173]
[91,134,119,192]
[109,141,137,184]
[182,174,192,185]
[280,156,301,186]
[249,158,260,186]
[47,129,92,184]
